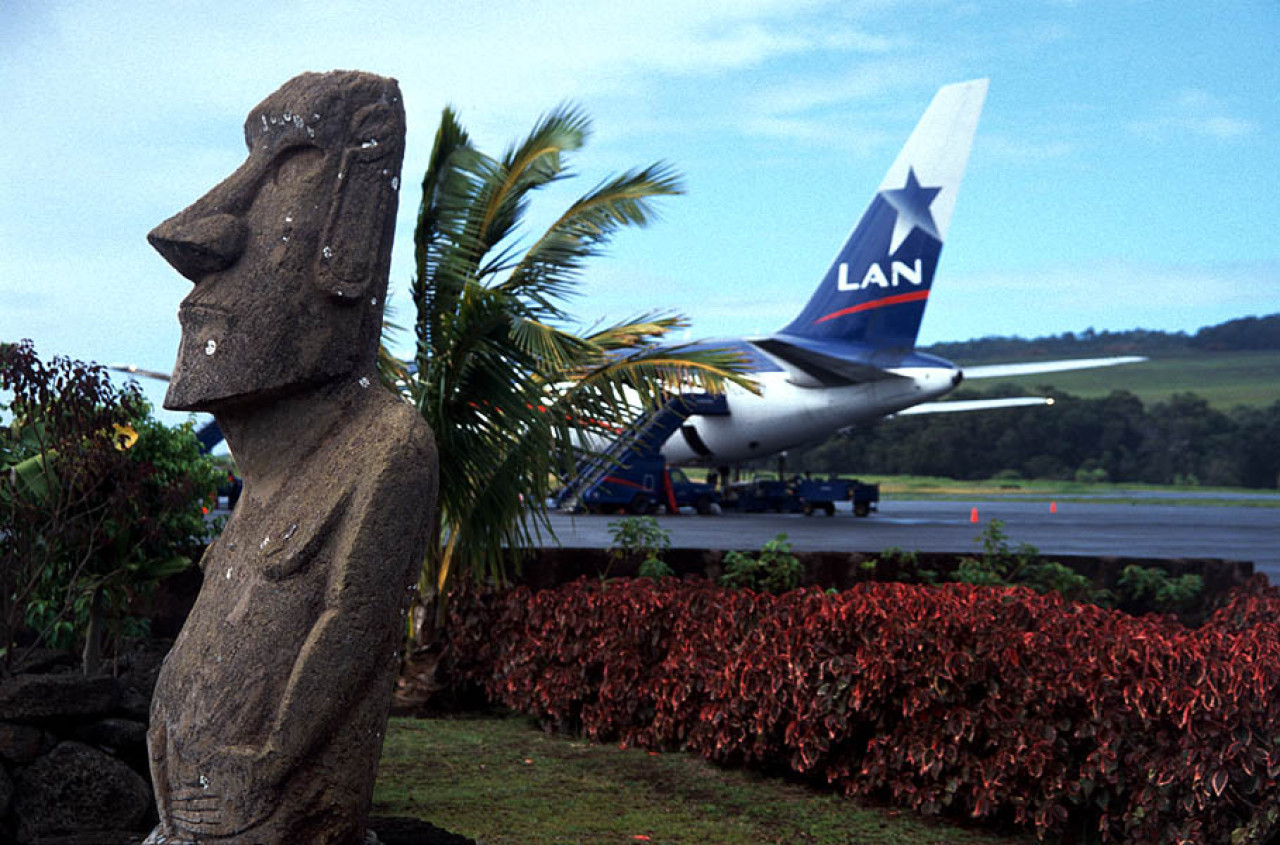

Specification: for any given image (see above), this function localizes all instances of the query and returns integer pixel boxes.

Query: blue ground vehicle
[722,475,879,516]
[723,478,801,513]
[798,477,880,517]
[576,461,718,515]
[577,455,665,515]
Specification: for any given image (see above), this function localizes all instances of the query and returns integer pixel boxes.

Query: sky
[2,1,1277,422]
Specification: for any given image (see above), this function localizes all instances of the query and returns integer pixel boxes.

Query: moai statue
[144,71,437,843]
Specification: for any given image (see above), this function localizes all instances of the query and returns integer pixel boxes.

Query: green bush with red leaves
[443,576,1280,843]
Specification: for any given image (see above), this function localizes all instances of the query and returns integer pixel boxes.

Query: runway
[545,497,1280,584]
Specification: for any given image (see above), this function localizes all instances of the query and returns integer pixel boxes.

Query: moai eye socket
[271,145,324,187]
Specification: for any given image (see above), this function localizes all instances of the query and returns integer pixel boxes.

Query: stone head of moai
[149,70,405,412]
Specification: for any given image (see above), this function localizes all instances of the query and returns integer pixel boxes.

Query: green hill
[921,314,1280,411]
[960,350,1280,411]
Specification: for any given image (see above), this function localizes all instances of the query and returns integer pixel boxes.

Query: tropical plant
[606,516,672,579]
[1,341,221,673]
[1116,563,1203,616]
[718,533,802,594]
[636,557,676,581]
[397,104,754,629]
[951,518,1040,586]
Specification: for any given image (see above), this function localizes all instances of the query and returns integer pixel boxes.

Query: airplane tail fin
[779,79,987,352]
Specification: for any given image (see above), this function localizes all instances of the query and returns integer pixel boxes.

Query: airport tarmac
[544,498,1280,584]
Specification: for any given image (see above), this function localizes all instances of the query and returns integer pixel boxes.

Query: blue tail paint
[780,171,943,351]
[778,79,987,353]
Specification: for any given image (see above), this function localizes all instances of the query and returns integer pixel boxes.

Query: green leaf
[8,450,57,501]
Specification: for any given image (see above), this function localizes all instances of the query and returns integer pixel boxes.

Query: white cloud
[1129,88,1258,142]
[752,60,932,114]
[732,58,952,152]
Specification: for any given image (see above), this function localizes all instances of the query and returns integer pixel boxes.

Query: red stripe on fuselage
[815,289,930,324]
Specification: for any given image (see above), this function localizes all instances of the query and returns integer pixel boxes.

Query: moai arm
[225,413,434,789]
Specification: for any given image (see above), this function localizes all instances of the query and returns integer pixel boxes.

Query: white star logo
[880,168,941,254]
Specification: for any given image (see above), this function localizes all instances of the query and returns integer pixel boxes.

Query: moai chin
[144,71,437,844]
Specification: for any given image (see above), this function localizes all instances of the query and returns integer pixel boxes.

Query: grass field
[963,350,1280,410]
[866,474,1280,506]
[373,714,1032,845]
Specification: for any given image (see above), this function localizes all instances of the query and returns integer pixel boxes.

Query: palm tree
[395,104,754,627]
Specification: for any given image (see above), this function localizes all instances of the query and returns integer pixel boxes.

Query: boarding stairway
[555,392,728,513]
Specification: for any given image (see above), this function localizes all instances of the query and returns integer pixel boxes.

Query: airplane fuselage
[661,361,961,466]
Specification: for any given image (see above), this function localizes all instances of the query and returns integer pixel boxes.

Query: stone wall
[0,645,166,844]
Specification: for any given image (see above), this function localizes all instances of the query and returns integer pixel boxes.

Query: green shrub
[1117,564,1203,615]
[1021,561,1110,605]
[2,341,221,673]
[606,517,671,578]
[1074,466,1108,484]
[952,556,1008,587]
[952,520,1114,606]
[866,546,937,585]
[719,533,801,594]
[951,519,1038,586]
[637,557,675,580]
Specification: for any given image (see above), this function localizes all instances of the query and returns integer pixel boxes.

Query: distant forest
[787,314,1280,489]
[921,313,1280,363]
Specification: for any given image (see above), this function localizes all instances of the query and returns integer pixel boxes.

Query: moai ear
[314,102,404,301]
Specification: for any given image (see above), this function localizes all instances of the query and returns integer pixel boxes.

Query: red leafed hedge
[442,576,1280,843]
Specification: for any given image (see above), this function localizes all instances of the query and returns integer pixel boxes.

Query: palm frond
[414,107,479,371]
[508,316,596,373]
[584,312,688,349]
[473,105,590,265]
[502,163,684,308]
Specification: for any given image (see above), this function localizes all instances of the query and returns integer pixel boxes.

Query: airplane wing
[109,363,173,381]
[896,357,1147,415]
[961,356,1147,379]
[749,337,908,387]
[895,396,1053,416]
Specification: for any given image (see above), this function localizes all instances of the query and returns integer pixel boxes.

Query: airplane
[640,78,1143,469]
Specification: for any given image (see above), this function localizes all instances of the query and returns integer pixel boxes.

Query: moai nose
[148,213,249,283]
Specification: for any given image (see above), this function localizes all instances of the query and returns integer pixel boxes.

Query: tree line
[790,389,1280,489]
[922,313,1280,363]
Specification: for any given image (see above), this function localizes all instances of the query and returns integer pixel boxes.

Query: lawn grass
[864,474,1280,506]
[373,713,1032,845]
[964,349,1280,410]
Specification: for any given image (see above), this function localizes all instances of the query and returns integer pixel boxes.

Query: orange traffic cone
[969,507,979,523]
[1050,501,1058,514]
